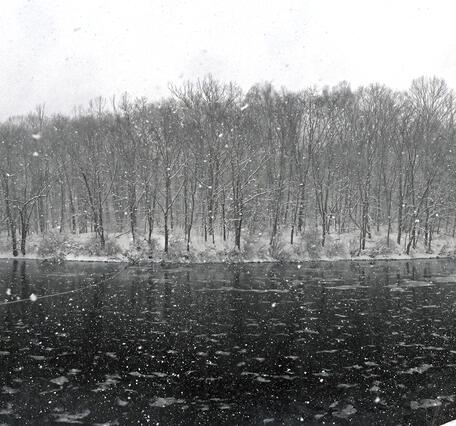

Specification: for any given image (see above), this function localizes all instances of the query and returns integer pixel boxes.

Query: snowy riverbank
[0,228,455,265]
[0,252,448,265]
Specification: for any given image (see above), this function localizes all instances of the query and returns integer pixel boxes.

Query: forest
[0,75,455,261]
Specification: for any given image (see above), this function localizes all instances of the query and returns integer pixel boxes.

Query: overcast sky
[1,0,455,118]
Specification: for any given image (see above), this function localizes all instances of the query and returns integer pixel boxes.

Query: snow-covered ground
[0,227,455,264]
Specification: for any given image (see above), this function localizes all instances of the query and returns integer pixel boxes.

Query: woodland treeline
[0,76,455,256]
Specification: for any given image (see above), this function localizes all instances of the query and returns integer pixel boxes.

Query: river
[1,259,456,425]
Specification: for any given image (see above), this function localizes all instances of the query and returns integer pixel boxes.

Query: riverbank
[0,252,449,265]
[0,228,455,264]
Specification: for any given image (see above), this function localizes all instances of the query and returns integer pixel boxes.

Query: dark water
[1,259,456,425]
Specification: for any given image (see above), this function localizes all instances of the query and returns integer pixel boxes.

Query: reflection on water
[1,259,456,424]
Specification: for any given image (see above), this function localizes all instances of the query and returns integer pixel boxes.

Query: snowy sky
[1,0,456,119]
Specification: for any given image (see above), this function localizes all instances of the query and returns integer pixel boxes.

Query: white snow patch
[50,376,69,386]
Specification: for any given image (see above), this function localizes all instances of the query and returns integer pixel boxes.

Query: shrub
[164,236,199,263]
[268,237,287,261]
[302,229,323,259]
[225,247,244,263]
[124,237,157,264]
[439,243,450,256]
[104,237,122,256]
[82,236,103,256]
[349,237,360,257]
[168,235,188,259]
[324,237,348,258]
[83,235,122,257]
[37,232,67,263]
[198,245,221,263]
[242,231,269,260]
[290,235,307,258]
[367,237,397,257]
[0,237,11,253]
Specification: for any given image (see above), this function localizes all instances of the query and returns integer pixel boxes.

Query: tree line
[1,75,455,256]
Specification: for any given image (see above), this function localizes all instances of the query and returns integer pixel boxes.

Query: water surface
[1,259,456,425]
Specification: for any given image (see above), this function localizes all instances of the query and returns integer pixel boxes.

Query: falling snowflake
[32,133,41,140]
[29,293,38,302]
[32,152,39,157]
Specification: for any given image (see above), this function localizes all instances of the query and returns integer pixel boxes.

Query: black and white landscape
[2,1,456,425]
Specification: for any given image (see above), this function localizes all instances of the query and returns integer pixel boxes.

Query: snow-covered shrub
[81,236,102,256]
[24,236,41,254]
[290,235,307,258]
[83,235,122,257]
[242,232,269,260]
[324,236,348,258]
[198,245,226,263]
[37,232,67,263]
[225,247,244,263]
[147,236,160,254]
[268,237,287,261]
[167,236,194,262]
[349,237,360,257]
[124,238,156,264]
[104,237,122,256]
[439,243,450,256]
[307,242,322,259]
[367,237,397,257]
[302,229,323,259]
[0,237,11,253]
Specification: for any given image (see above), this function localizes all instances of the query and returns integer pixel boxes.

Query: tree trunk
[164,173,170,253]
[60,182,65,233]
[386,190,392,247]
[67,183,77,234]
[128,182,137,243]
[397,171,403,245]
[235,215,242,250]
[2,175,18,256]
[164,211,169,253]
[97,200,105,249]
